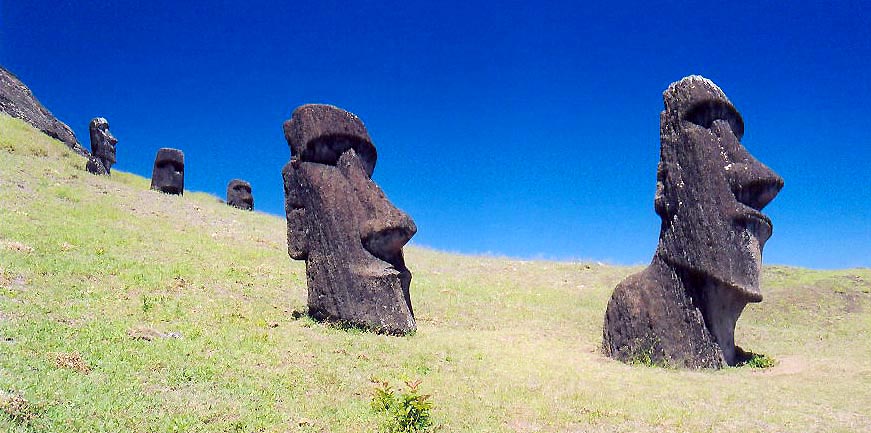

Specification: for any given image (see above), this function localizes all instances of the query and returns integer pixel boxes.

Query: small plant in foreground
[625,335,671,368]
[371,379,433,433]
[737,352,776,369]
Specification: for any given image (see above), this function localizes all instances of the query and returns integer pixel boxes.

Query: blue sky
[2,1,869,269]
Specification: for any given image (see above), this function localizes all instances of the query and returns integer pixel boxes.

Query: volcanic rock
[0,65,86,156]
[282,104,417,334]
[226,179,253,210]
[85,117,118,175]
[602,76,784,368]
[150,148,185,195]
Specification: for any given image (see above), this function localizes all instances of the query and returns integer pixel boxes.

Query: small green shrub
[142,294,154,313]
[625,335,668,367]
[628,345,655,367]
[738,353,776,369]
[371,379,433,433]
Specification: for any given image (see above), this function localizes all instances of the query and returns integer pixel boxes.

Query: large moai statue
[85,117,118,175]
[227,179,253,210]
[150,148,185,195]
[602,76,784,368]
[282,104,417,334]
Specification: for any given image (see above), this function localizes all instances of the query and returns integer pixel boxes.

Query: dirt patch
[754,356,806,376]
[1,239,33,252]
[52,351,91,374]
[836,291,865,314]
[507,418,542,432]
[0,390,40,423]
[127,326,182,341]
[0,269,27,291]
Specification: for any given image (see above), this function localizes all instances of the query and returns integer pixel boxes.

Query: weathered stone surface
[0,65,86,156]
[603,76,784,368]
[283,104,377,177]
[85,156,108,175]
[282,104,417,334]
[150,148,185,195]
[226,179,253,210]
[85,117,118,175]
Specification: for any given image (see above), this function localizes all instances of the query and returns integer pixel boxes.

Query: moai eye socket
[684,99,744,139]
[283,104,378,177]
[303,135,376,172]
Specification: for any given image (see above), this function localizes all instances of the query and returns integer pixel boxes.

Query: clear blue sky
[2,1,869,269]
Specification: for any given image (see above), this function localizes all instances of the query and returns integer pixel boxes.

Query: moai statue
[602,76,784,368]
[227,179,253,210]
[282,104,417,334]
[85,117,118,175]
[150,148,185,195]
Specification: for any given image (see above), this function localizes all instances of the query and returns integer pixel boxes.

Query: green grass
[2,112,871,432]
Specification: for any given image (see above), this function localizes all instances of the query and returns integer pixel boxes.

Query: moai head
[150,148,185,195]
[654,75,783,300]
[282,104,417,334]
[86,117,118,175]
[227,179,253,210]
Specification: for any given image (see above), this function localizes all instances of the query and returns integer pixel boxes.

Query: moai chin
[150,148,185,195]
[85,117,118,175]
[227,179,253,210]
[602,76,784,368]
[282,104,417,334]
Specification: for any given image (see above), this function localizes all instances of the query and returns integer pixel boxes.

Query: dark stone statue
[150,148,185,195]
[85,117,118,175]
[602,76,784,368]
[227,179,253,210]
[0,65,87,156]
[282,104,417,334]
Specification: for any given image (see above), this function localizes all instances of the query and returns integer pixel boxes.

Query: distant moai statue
[226,179,253,210]
[602,76,784,368]
[150,148,185,195]
[282,104,418,334]
[85,117,118,175]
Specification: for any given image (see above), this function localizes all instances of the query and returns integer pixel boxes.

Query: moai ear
[283,160,308,260]
[654,161,675,218]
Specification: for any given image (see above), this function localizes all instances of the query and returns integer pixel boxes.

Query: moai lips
[150,148,185,195]
[603,76,783,368]
[227,179,253,210]
[282,104,417,334]
[85,117,118,175]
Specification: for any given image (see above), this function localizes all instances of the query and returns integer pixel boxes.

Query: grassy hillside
[2,112,870,432]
